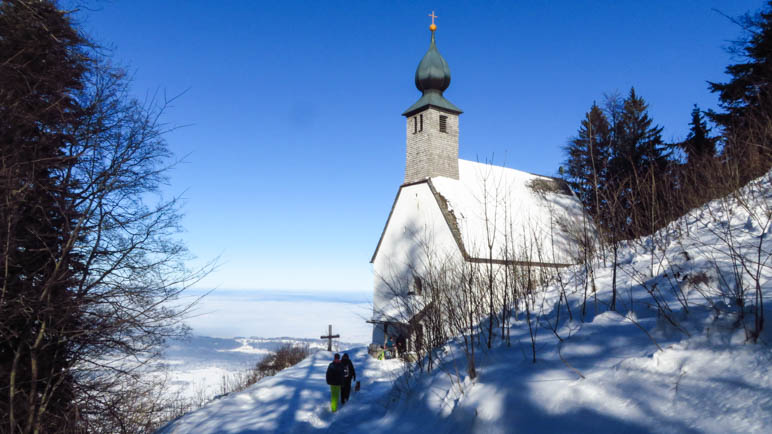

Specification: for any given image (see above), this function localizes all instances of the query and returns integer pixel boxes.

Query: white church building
[369,24,587,352]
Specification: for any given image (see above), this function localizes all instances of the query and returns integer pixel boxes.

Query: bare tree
[0,2,211,432]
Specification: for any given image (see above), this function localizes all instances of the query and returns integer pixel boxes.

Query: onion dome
[415,31,451,92]
[403,27,462,117]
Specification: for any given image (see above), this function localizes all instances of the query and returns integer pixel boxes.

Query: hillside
[150,336,362,407]
[159,173,772,433]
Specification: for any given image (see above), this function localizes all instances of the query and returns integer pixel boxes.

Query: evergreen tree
[563,103,611,218]
[607,88,670,237]
[1,1,205,431]
[614,88,668,172]
[709,1,772,175]
[0,1,87,430]
[681,105,717,163]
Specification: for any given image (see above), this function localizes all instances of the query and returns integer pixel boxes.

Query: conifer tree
[0,1,87,430]
[563,103,611,219]
[709,0,772,175]
[614,88,668,172]
[1,1,205,431]
[681,105,717,163]
[607,88,670,237]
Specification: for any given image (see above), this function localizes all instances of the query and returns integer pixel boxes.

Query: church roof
[403,90,462,118]
[431,160,584,264]
[371,159,587,265]
[402,30,462,117]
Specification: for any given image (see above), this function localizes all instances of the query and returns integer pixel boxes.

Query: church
[369,21,587,353]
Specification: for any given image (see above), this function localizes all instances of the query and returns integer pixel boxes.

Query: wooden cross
[428,11,437,26]
[320,324,340,352]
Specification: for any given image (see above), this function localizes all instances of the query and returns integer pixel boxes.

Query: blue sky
[76,0,762,294]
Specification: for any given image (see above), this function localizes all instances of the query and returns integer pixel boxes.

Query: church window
[419,114,424,131]
[439,115,448,133]
[413,117,417,134]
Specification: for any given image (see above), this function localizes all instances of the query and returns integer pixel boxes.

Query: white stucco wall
[371,182,461,345]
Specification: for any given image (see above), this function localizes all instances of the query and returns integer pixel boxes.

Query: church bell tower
[402,15,462,184]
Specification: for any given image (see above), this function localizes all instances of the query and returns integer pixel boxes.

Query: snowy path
[159,314,772,433]
[158,347,402,433]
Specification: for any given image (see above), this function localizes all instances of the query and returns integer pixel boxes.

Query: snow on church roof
[429,159,586,264]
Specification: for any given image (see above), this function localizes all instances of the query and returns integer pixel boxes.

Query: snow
[151,336,362,406]
[431,159,585,263]
[370,159,587,342]
[146,289,372,407]
[161,172,772,433]
[158,347,403,433]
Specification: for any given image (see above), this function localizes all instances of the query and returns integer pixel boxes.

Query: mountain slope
[160,172,772,433]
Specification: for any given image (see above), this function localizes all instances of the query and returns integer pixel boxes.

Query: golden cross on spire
[428,11,437,31]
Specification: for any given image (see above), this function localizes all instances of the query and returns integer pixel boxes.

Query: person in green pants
[325,353,344,412]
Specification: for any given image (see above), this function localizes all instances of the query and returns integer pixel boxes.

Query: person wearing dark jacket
[325,353,345,412]
[340,353,356,404]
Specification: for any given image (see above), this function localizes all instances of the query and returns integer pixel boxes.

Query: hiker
[396,335,406,357]
[385,336,395,358]
[325,353,344,412]
[341,353,356,405]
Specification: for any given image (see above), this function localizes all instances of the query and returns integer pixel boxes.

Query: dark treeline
[0,1,210,432]
[562,1,772,242]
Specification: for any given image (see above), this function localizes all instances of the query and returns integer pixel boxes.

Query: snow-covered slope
[154,336,360,405]
[157,347,403,433]
[160,173,772,433]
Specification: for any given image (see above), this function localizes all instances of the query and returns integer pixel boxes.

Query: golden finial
[428,11,437,32]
